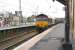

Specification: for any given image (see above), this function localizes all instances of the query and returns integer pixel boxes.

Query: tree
[27,17,32,22]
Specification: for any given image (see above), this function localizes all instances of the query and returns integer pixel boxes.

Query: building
[15,11,23,23]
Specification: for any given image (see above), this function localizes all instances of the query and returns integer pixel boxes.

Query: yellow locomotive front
[35,21,48,28]
[35,14,49,32]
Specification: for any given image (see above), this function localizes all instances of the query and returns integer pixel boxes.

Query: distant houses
[0,11,24,27]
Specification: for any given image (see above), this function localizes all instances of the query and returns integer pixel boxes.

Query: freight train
[35,14,57,32]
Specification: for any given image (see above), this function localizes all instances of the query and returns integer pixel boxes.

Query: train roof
[36,14,48,18]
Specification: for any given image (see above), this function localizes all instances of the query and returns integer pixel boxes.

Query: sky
[0,0,65,18]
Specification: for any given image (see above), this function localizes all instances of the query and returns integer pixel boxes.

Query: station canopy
[53,0,66,5]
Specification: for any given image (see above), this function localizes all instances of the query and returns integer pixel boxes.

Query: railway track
[0,24,58,50]
[0,30,38,50]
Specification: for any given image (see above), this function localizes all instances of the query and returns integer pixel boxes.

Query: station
[0,0,75,50]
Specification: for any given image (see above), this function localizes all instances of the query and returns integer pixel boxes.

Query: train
[35,14,61,32]
[35,14,49,28]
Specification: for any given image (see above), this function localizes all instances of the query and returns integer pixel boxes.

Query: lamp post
[19,0,21,11]
[62,0,72,50]
[19,0,23,24]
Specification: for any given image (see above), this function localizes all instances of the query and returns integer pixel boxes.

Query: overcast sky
[0,0,65,18]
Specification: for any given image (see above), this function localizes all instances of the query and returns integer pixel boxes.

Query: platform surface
[30,23,65,50]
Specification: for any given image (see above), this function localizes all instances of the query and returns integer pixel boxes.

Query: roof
[53,0,66,5]
[36,14,48,18]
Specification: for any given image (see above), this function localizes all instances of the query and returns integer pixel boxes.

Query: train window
[36,18,48,21]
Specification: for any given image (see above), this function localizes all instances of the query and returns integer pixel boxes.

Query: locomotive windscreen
[36,14,48,18]
[36,14,48,21]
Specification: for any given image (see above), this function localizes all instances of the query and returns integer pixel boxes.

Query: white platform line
[13,25,57,50]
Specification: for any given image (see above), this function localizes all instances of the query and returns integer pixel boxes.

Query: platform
[14,23,65,50]
[0,23,34,30]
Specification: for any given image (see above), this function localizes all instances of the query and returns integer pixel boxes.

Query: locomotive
[35,14,48,28]
[35,14,51,32]
[35,14,61,32]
